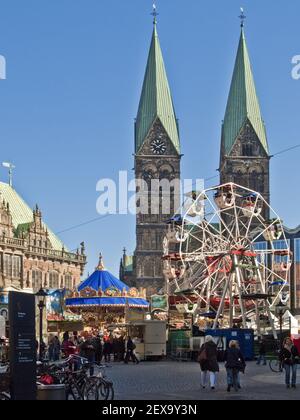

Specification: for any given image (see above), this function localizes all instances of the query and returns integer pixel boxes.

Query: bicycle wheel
[106,382,114,401]
[96,378,110,401]
[269,359,283,373]
[83,378,98,401]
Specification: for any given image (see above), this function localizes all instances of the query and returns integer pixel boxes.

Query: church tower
[220,20,270,207]
[134,13,181,296]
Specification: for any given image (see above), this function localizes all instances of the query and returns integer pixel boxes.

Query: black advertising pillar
[9,291,37,400]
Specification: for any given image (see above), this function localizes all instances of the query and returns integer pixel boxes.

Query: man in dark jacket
[92,335,103,364]
[124,337,139,364]
[256,339,267,366]
[80,336,96,376]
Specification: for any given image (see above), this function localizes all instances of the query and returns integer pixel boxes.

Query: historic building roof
[0,181,65,251]
[135,23,180,154]
[222,29,269,156]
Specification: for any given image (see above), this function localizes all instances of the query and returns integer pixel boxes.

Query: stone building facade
[0,182,86,295]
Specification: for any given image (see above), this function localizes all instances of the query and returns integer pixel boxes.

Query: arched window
[250,171,259,191]
[32,270,43,292]
[242,143,254,156]
[144,261,153,278]
[49,271,59,290]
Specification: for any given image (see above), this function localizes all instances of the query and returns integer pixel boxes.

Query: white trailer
[128,320,167,360]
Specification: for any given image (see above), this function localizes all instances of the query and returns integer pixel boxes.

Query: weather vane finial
[239,7,246,28]
[151,3,159,25]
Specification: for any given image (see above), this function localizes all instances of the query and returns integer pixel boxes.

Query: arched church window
[144,261,153,278]
[250,171,259,191]
[242,143,253,156]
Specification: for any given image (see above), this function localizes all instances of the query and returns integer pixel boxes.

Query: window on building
[3,255,12,277]
[65,274,73,290]
[144,261,153,277]
[253,242,267,265]
[32,270,43,291]
[242,143,253,156]
[49,271,59,290]
[12,256,21,279]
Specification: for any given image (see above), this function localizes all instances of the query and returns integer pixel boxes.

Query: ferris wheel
[163,182,292,338]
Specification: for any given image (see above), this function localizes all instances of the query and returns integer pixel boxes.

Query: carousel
[65,254,149,331]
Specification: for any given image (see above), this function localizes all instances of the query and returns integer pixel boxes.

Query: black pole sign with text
[9,291,37,400]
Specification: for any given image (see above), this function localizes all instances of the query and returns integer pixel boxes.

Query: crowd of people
[44,332,140,366]
[198,335,299,393]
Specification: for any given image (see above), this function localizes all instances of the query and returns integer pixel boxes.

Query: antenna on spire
[151,3,159,25]
[2,162,16,188]
[239,7,246,28]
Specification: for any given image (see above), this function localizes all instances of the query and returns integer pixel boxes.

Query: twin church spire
[222,27,269,156]
[135,14,180,155]
[136,8,268,158]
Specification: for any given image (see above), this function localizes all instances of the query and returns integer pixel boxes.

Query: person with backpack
[279,337,299,389]
[124,337,139,364]
[198,336,219,390]
[224,340,246,392]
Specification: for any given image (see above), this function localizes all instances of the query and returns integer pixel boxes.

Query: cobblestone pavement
[106,361,300,401]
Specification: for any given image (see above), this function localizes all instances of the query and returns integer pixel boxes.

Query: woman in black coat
[198,336,219,390]
[224,340,246,392]
[280,337,299,389]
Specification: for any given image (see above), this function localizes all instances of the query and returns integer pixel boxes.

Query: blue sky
[0,0,299,277]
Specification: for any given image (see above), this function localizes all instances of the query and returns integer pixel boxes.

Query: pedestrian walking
[103,338,112,363]
[124,337,139,364]
[256,338,267,366]
[49,336,61,361]
[92,334,103,364]
[198,336,219,390]
[279,337,299,389]
[80,336,96,376]
[118,336,125,362]
[224,340,246,393]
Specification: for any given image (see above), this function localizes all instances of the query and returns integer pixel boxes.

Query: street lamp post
[35,288,48,361]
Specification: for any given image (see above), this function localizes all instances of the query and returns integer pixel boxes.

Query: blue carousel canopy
[65,255,149,309]
[77,269,129,293]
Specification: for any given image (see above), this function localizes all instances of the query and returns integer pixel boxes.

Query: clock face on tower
[151,138,167,155]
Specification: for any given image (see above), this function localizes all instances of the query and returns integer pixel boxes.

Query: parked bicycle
[269,342,283,373]
[38,355,115,401]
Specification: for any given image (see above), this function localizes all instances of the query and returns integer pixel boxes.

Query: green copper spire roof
[135,23,180,154]
[222,29,269,155]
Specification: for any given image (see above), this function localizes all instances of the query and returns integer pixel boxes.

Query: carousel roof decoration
[66,254,149,309]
